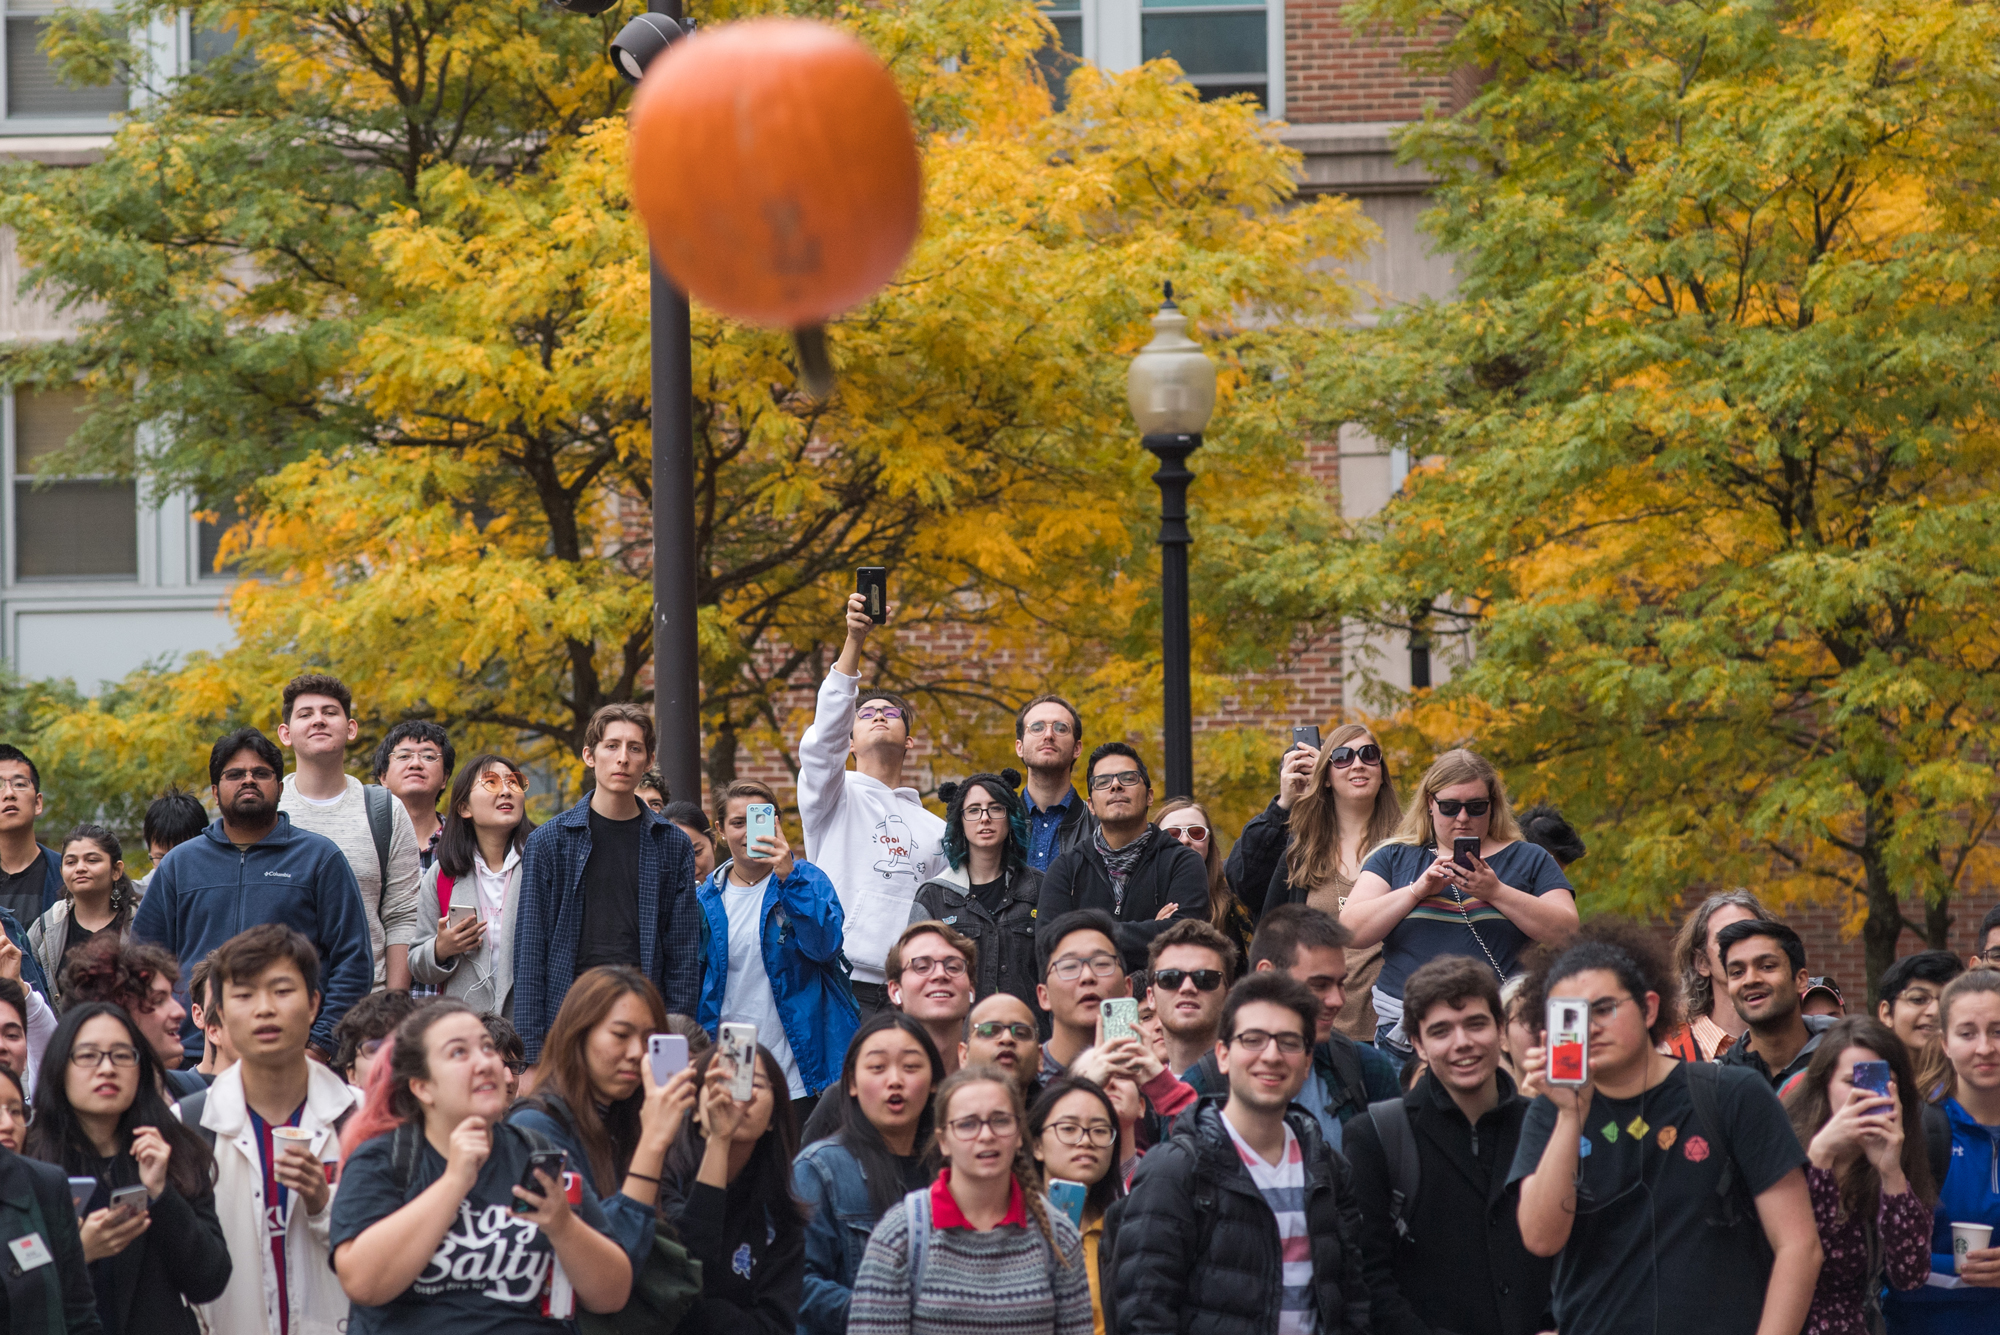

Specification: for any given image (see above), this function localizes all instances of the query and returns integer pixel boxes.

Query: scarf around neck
[1094,824,1153,913]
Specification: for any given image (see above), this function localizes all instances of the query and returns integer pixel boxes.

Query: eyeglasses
[945,1111,1018,1140]
[1050,953,1121,982]
[503,1060,528,1076]
[0,777,33,793]
[475,771,530,795]
[70,1045,139,1069]
[390,749,443,766]
[1980,947,2000,965]
[902,955,968,979]
[1024,720,1073,737]
[1330,744,1382,768]
[359,1037,388,1057]
[1164,825,1209,844]
[1433,798,1491,817]
[1155,968,1224,993]
[1585,996,1631,1021]
[1891,987,1940,1008]
[963,804,1006,823]
[856,706,904,723]
[1227,1029,1308,1056]
[1045,1120,1115,1148]
[220,766,278,784]
[971,1021,1035,1042]
[1088,770,1145,792]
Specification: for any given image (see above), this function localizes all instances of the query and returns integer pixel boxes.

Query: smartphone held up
[1546,997,1589,1087]
[720,1022,758,1102]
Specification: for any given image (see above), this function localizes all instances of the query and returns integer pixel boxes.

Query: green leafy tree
[3,0,1369,834]
[1278,0,2000,992]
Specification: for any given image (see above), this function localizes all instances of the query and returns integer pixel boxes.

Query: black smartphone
[1453,836,1481,870]
[856,566,888,624]
[1290,725,1321,752]
[513,1149,567,1211]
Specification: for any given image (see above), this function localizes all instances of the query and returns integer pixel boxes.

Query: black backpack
[1365,1096,1421,1242]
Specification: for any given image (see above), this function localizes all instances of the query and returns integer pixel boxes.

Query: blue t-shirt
[328,1122,614,1335]
[1361,840,1572,999]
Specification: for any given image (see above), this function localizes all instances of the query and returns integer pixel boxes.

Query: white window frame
[1072,0,1284,118]
[0,0,173,134]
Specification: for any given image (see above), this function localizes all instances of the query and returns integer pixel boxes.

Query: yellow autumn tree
[1,0,1370,827]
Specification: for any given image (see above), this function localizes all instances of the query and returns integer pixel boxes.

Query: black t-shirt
[970,876,1007,918]
[1506,1063,1807,1335]
[328,1122,615,1335]
[575,808,642,971]
[0,851,44,925]
[60,912,100,978]
[1361,840,1572,998]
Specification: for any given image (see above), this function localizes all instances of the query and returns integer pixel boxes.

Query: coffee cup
[1951,1222,1993,1274]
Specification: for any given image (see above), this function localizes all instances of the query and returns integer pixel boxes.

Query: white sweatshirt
[797,667,947,984]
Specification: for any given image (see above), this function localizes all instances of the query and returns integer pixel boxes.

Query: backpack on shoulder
[1365,1097,1421,1242]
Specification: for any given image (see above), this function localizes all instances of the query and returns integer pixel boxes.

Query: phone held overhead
[856,566,888,624]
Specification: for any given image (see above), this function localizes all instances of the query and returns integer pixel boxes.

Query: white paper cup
[1951,1222,1993,1274]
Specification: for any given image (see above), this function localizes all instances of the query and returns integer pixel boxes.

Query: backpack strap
[364,784,394,892]
[1323,1037,1367,1119]
[902,1186,933,1309]
[177,1087,217,1149]
[1923,1102,1951,1193]
[1366,1097,1420,1242]
[1683,1061,1744,1229]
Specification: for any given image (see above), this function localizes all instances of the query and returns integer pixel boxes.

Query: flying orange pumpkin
[628,18,922,390]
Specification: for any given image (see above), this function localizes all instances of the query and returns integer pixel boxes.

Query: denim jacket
[792,1138,890,1335]
[696,859,857,1097]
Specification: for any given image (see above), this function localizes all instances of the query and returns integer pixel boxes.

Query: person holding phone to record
[697,781,858,1116]
[1341,749,1577,1059]
[411,754,535,1016]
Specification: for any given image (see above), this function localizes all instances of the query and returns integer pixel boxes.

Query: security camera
[610,13,690,83]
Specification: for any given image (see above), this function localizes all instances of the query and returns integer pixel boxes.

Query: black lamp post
[569,0,702,803]
[1126,284,1216,799]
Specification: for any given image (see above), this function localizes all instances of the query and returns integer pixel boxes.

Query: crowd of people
[0,589,1991,1335]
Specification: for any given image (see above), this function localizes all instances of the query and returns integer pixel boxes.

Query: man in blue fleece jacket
[133,727,374,1064]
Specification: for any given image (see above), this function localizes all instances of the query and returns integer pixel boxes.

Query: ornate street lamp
[1126,283,1216,798]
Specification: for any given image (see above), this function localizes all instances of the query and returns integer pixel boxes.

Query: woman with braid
[848,1065,1090,1335]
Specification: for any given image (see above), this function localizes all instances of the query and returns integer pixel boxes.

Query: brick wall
[1285,0,1454,123]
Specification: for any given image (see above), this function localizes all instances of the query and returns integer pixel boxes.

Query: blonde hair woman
[1341,748,1577,1056]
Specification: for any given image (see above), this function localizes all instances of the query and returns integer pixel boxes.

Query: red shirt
[929,1168,1027,1229]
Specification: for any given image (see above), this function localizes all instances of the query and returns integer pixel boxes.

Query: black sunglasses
[1154,968,1225,993]
[1433,798,1491,817]
[1330,744,1381,768]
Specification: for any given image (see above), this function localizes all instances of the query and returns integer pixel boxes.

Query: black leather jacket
[909,863,1043,1015]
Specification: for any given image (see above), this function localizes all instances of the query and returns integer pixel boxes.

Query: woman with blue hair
[909,770,1042,1015]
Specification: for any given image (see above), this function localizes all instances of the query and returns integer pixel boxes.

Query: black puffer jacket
[1038,830,1210,972]
[908,863,1043,1014]
[1111,1100,1369,1335]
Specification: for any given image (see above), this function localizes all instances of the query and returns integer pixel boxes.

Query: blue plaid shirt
[1025,785,1080,871]
[511,796,701,1063]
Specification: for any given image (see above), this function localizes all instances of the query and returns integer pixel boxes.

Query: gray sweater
[848,1188,1091,1335]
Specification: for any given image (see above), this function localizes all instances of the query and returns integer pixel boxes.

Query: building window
[2,4,128,120]
[1038,0,1083,104]
[196,497,243,578]
[1141,0,1268,107]
[10,387,137,580]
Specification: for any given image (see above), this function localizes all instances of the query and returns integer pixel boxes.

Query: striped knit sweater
[848,1196,1093,1335]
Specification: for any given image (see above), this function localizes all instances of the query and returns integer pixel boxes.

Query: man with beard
[1716,918,1832,1088]
[1014,694,1090,870]
[134,727,374,1065]
[1039,743,1209,972]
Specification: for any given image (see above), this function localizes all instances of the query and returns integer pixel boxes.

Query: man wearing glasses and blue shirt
[1038,742,1210,972]
[1014,694,1091,870]
[798,592,947,1016]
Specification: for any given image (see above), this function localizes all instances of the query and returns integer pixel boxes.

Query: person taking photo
[660,1044,808,1333]
[1779,1017,1935,1335]
[1511,921,1821,1335]
[27,1002,231,1335]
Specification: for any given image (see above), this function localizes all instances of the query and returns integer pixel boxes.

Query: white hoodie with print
[796,666,947,985]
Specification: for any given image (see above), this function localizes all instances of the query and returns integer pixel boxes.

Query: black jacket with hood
[1037,829,1210,972]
